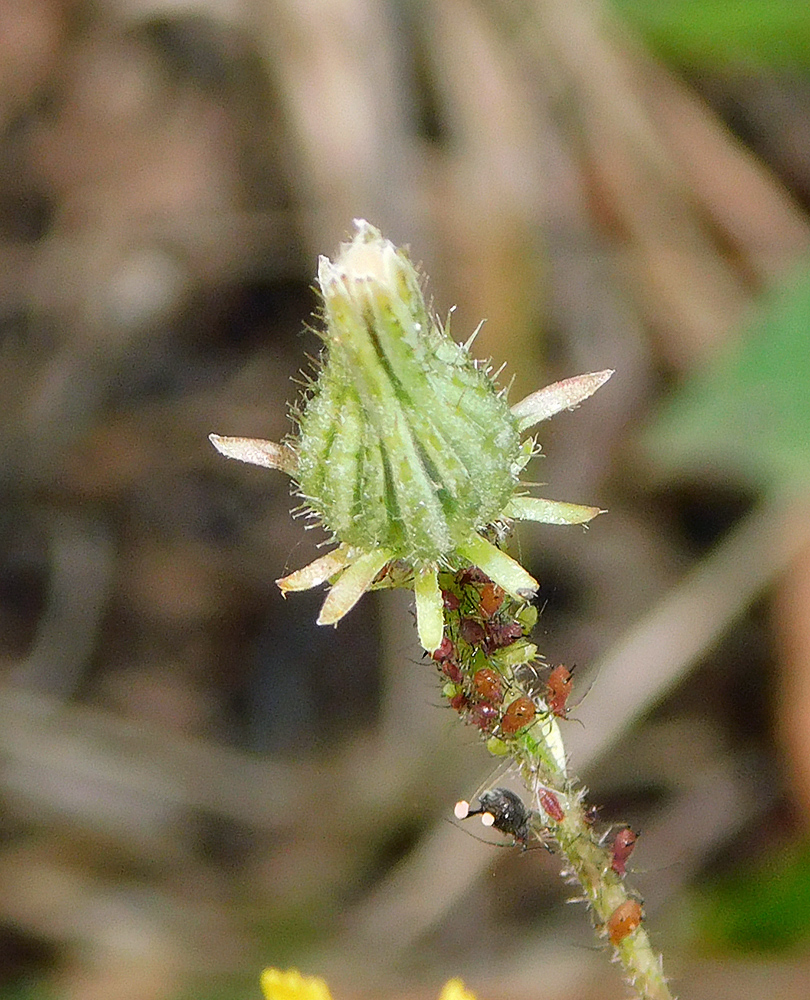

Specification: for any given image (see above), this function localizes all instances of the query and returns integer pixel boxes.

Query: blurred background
[2,0,810,998]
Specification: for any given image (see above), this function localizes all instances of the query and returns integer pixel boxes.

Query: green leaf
[610,0,810,70]
[696,837,810,953]
[642,262,810,491]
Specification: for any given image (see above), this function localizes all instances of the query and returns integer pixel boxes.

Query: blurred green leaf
[611,0,810,70]
[696,837,810,953]
[642,262,810,491]
[0,984,56,1000]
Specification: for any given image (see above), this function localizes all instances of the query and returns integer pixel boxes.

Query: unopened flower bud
[210,220,611,651]
[297,219,522,565]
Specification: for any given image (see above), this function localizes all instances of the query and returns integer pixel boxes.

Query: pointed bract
[511,369,614,432]
[455,534,538,599]
[504,496,604,525]
[316,548,393,626]
[277,547,350,594]
[209,434,298,476]
[414,566,444,653]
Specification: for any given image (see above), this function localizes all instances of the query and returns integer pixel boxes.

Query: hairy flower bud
[298,220,521,562]
[210,220,611,651]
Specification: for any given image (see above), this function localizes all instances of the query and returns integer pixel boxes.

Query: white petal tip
[316,613,340,628]
[511,369,616,432]
[209,433,297,475]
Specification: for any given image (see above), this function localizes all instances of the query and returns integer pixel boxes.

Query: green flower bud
[298,220,521,563]
[210,220,612,652]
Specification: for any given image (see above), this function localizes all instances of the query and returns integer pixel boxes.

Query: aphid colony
[437,563,643,950]
[431,567,573,741]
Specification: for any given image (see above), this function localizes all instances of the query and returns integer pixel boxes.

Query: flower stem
[437,567,675,1000]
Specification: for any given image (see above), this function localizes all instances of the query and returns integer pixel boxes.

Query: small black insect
[455,786,534,849]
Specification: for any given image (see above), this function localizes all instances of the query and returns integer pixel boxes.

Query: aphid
[500,696,536,735]
[607,899,643,946]
[479,581,505,618]
[457,566,490,586]
[442,589,460,611]
[484,620,523,650]
[470,701,499,731]
[459,618,487,646]
[583,803,601,826]
[450,692,468,712]
[441,659,462,684]
[431,637,455,662]
[539,788,565,823]
[546,664,573,718]
[455,787,533,849]
[472,667,503,702]
[372,560,394,584]
[611,828,638,877]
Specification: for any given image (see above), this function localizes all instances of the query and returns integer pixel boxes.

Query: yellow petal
[437,979,476,1000]
[317,549,393,625]
[277,547,350,594]
[260,968,332,1000]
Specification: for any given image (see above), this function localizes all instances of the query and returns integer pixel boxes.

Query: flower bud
[297,219,522,565]
[210,220,610,650]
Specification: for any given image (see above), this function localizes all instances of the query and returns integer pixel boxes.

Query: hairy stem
[436,567,675,1000]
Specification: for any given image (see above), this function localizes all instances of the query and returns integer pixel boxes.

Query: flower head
[259,969,475,1000]
[261,969,332,1000]
[437,980,477,1000]
[210,220,611,652]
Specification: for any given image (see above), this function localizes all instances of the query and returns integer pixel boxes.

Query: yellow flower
[259,969,475,1000]
[260,968,332,1000]
[437,979,477,1000]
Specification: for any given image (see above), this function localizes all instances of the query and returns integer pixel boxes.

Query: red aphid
[479,582,505,618]
[485,620,523,650]
[583,803,601,826]
[431,637,455,662]
[457,566,490,586]
[442,589,461,611]
[500,696,536,735]
[441,660,463,684]
[450,692,469,712]
[472,667,502,702]
[460,618,487,646]
[546,664,573,718]
[539,789,565,823]
[611,828,638,877]
[470,702,499,731]
[607,900,642,946]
